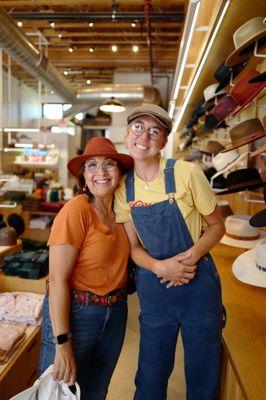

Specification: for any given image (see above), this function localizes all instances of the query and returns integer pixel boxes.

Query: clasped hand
[157,246,199,288]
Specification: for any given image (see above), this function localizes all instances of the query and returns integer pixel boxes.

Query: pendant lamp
[99,97,126,113]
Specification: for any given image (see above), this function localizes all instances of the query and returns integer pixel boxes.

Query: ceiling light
[68,47,74,53]
[171,0,231,132]
[58,34,62,39]
[99,97,125,113]
[17,21,23,27]
[88,22,94,27]
[86,79,91,84]
[4,128,40,133]
[112,45,118,52]
[132,45,139,53]
[131,22,136,28]
[89,47,94,53]
[50,22,55,28]
[64,70,68,76]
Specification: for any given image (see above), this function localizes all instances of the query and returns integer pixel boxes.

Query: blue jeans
[40,295,127,400]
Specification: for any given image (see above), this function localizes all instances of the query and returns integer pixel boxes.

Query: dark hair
[76,171,94,200]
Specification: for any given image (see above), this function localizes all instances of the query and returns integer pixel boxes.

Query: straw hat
[212,148,240,171]
[220,214,266,249]
[225,17,266,67]
[232,238,266,287]
[67,137,134,177]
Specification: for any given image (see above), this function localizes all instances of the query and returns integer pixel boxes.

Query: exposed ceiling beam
[11,12,184,22]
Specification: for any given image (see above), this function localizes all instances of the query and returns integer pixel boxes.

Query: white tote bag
[10,365,81,400]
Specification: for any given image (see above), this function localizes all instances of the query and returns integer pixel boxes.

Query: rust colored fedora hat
[217,168,266,195]
[222,118,265,153]
[229,69,266,116]
[67,137,134,177]
[225,17,266,67]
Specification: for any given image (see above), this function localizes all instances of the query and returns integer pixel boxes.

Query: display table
[0,270,47,400]
[0,240,22,262]
[211,244,266,400]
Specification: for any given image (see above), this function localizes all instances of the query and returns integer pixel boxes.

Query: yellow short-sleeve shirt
[114,158,217,243]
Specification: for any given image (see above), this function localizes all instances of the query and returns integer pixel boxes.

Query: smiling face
[83,156,120,199]
[126,115,168,162]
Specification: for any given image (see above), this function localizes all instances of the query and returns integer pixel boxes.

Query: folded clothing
[0,323,27,363]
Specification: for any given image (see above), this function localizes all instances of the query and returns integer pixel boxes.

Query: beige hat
[220,214,266,249]
[127,104,172,134]
[232,238,266,287]
[199,140,225,155]
[212,148,240,171]
[226,17,266,67]
[203,83,227,103]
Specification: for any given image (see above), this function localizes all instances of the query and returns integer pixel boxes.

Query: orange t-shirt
[48,195,130,295]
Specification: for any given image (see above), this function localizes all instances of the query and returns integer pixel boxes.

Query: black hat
[249,71,266,83]
[217,168,266,195]
[7,213,25,236]
[214,60,247,93]
[204,167,227,189]
[249,208,266,227]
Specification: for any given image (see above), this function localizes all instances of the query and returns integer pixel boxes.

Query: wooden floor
[107,293,186,400]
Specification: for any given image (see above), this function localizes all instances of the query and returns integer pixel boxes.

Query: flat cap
[127,104,172,134]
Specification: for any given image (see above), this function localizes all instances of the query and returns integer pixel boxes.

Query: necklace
[136,165,159,190]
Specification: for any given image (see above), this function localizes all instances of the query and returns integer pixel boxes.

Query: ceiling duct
[0,6,162,114]
[0,6,76,104]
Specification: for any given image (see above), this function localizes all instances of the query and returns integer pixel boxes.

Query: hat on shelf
[199,140,225,155]
[221,214,266,249]
[67,137,134,177]
[229,69,266,116]
[225,17,266,67]
[212,148,240,171]
[250,209,266,228]
[214,60,248,92]
[204,95,238,129]
[203,83,227,103]
[204,167,227,190]
[217,168,266,195]
[217,200,234,219]
[232,238,266,287]
[221,118,266,152]
[250,143,266,158]
[249,71,266,83]
[0,226,17,246]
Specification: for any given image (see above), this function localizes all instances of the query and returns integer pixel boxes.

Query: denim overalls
[125,159,225,400]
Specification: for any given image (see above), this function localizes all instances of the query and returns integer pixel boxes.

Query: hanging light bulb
[112,45,118,52]
[132,45,139,53]
[99,97,126,113]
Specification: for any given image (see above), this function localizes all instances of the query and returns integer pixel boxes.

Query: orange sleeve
[48,197,91,249]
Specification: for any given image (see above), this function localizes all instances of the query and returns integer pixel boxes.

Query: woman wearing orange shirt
[39,137,133,400]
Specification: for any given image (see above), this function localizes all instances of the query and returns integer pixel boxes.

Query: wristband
[52,332,72,345]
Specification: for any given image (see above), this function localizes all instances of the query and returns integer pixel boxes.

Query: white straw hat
[221,214,266,249]
[212,148,240,171]
[232,238,266,287]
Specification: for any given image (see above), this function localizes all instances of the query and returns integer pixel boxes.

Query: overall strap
[125,169,135,203]
[164,159,177,194]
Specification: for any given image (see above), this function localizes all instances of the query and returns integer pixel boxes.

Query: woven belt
[46,282,127,306]
[72,286,127,307]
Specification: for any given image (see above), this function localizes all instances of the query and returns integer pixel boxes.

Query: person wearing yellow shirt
[114,104,226,400]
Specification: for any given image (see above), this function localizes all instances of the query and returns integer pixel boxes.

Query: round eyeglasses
[130,121,165,141]
[83,160,118,172]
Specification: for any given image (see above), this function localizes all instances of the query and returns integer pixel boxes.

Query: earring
[82,184,88,193]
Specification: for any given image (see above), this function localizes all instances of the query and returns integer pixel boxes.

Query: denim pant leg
[40,296,128,400]
[181,262,224,400]
[81,300,128,399]
[134,312,179,400]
